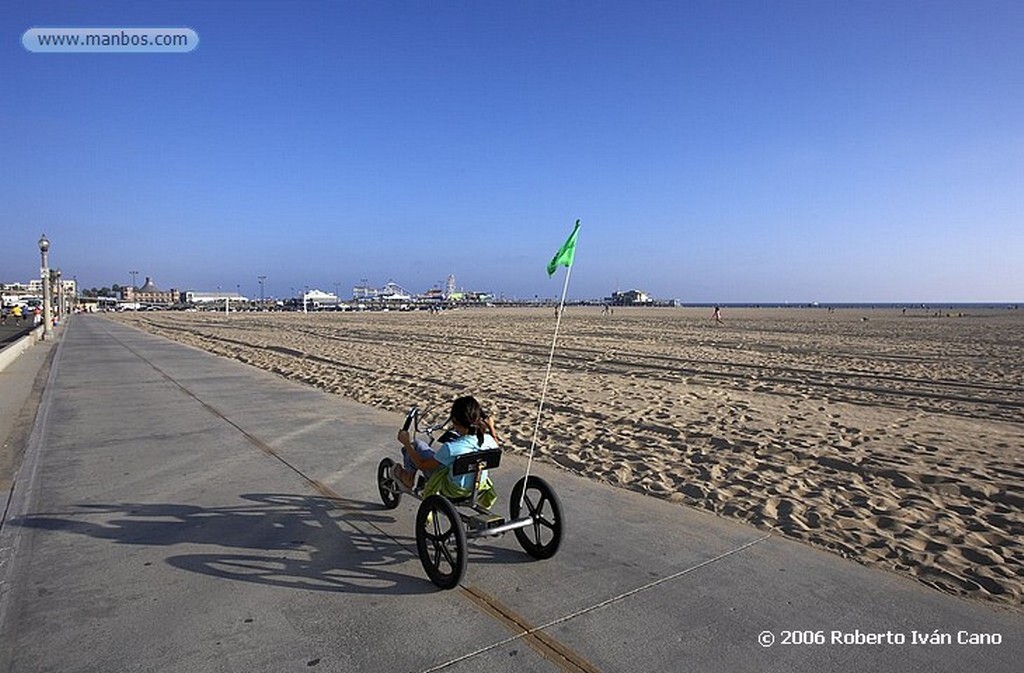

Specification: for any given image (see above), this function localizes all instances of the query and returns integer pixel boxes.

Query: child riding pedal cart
[376,396,563,589]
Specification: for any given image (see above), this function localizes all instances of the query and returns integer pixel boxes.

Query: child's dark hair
[450,395,487,446]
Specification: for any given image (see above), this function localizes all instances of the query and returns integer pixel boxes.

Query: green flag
[546,220,580,276]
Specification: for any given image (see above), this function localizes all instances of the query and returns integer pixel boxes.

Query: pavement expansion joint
[421,533,772,673]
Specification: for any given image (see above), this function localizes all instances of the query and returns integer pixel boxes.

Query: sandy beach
[109,307,1023,608]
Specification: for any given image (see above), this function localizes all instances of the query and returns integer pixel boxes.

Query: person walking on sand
[713,305,724,325]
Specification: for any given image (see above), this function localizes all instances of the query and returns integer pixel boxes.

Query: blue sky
[2,1,1021,302]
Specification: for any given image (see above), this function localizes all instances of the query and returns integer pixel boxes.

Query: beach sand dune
[111,307,1023,608]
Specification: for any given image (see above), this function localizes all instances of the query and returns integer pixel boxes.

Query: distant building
[448,291,493,303]
[352,280,412,302]
[4,277,77,312]
[421,286,446,304]
[25,277,77,298]
[607,289,653,306]
[379,281,412,302]
[124,277,178,306]
[183,290,247,304]
[351,276,491,306]
[302,288,339,308]
[1,282,32,306]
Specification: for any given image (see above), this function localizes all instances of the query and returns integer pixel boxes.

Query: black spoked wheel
[415,495,467,589]
[377,457,401,509]
[510,476,563,559]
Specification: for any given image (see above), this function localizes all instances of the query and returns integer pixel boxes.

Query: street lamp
[129,270,139,309]
[38,234,53,338]
[55,268,63,322]
[258,275,266,310]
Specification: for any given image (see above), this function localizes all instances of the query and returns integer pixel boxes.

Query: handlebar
[401,404,454,448]
[402,407,418,432]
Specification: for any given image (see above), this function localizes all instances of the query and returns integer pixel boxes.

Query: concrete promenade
[0,315,1019,672]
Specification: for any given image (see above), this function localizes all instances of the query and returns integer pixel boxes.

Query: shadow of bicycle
[15,492,529,594]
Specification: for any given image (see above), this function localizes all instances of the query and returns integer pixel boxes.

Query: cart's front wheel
[377,457,401,509]
[416,495,467,589]
[510,476,563,559]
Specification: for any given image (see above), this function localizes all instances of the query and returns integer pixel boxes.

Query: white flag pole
[521,259,574,508]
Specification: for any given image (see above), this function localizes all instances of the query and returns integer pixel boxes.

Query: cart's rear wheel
[510,476,563,559]
[416,495,467,589]
[377,457,401,509]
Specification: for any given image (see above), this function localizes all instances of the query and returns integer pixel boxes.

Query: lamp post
[55,268,63,323]
[129,270,139,309]
[258,275,266,310]
[38,235,53,339]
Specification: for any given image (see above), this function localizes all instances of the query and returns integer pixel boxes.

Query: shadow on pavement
[13,492,525,595]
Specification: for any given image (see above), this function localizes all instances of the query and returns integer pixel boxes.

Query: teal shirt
[434,433,498,490]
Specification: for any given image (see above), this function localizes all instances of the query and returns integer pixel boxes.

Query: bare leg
[392,463,414,488]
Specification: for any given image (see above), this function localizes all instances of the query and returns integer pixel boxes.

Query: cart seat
[442,448,502,507]
[450,448,502,476]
